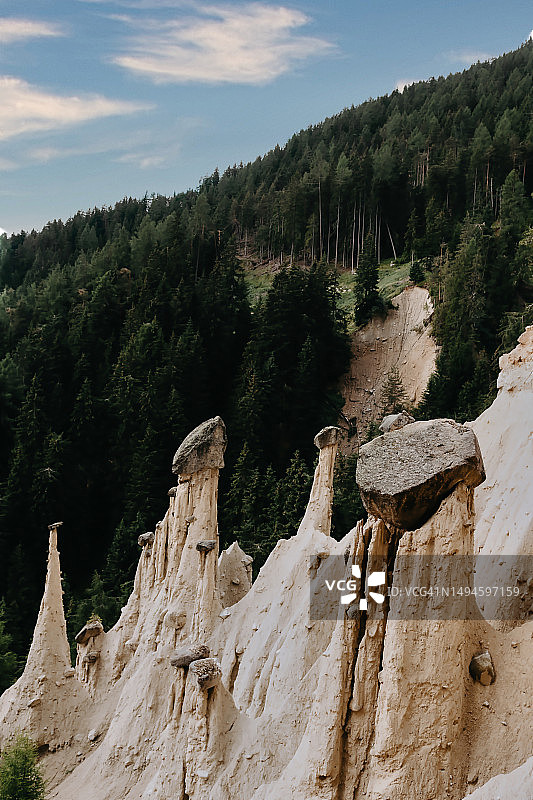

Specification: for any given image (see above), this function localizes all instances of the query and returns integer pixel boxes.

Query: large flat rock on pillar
[172,416,227,476]
[356,418,485,529]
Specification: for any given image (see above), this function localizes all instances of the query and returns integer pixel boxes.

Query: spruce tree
[354,232,381,325]
[381,367,408,415]
[0,601,18,694]
[278,451,312,536]
[0,734,45,800]
[409,259,425,284]
[332,453,365,538]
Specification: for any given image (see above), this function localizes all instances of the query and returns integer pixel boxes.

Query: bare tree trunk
[351,200,356,274]
[356,207,361,271]
[335,198,340,267]
[357,205,365,270]
[386,220,397,261]
[318,177,323,259]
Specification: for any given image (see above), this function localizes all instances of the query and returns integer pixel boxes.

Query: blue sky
[1,0,532,235]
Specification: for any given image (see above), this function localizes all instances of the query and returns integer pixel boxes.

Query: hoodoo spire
[24,521,72,679]
[0,522,90,753]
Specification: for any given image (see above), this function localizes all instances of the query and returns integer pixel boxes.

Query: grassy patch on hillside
[377,260,411,301]
[243,258,412,311]
[244,265,275,306]
[336,260,411,316]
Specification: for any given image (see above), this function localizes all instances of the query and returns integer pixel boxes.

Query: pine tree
[420,218,492,420]
[354,232,382,325]
[381,367,408,415]
[71,571,119,632]
[102,516,142,597]
[403,209,419,262]
[0,601,18,694]
[278,451,312,536]
[409,259,425,284]
[0,734,45,800]
[221,442,257,550]
[131,216,156,272]
[1,547,36,663]
[498,169,530,288]
[332,453,365,538]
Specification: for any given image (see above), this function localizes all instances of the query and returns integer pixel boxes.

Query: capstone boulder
[314,426,340,450]
[138,532,155,548]
[172,416,227,476]
[170,643,210,668]
[189,657,222,690]
[356,418,485,529]
[75,619,104,645]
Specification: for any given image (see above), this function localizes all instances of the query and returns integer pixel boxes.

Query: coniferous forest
[0,42,532,685]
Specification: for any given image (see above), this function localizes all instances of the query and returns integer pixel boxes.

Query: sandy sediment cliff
[1,329,532,800]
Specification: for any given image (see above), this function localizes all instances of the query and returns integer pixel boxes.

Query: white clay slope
[0,329,532,800]
[341,285,437,447]
[471,325,533,556]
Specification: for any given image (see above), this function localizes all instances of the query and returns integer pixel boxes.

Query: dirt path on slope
[340,286,437,453]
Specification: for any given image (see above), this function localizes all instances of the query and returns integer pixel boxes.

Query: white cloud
[112,3,335,84]
[395,79,420,92]
[529,29,533,41]
[446,49,494,67]
[0,76,151,141]
[0,18,65,43]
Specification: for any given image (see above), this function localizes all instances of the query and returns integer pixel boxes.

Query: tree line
[0,41,532,688]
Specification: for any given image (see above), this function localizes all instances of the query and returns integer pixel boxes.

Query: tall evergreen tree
[0,734,46,800]
[354,232,382,325]
[0,601,18,693]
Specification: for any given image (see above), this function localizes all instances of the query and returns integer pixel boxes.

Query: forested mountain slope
[0,42,532,678]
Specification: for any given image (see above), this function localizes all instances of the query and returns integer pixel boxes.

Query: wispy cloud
[116,152,167,168]
[112,3,335,84]
[78,0,216,8]
[446,49,494,67]
[0,18,65,43]
[15,117,203,172]
[0,76,151,141]
[0,156,18,171]
[27,142,167,170]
